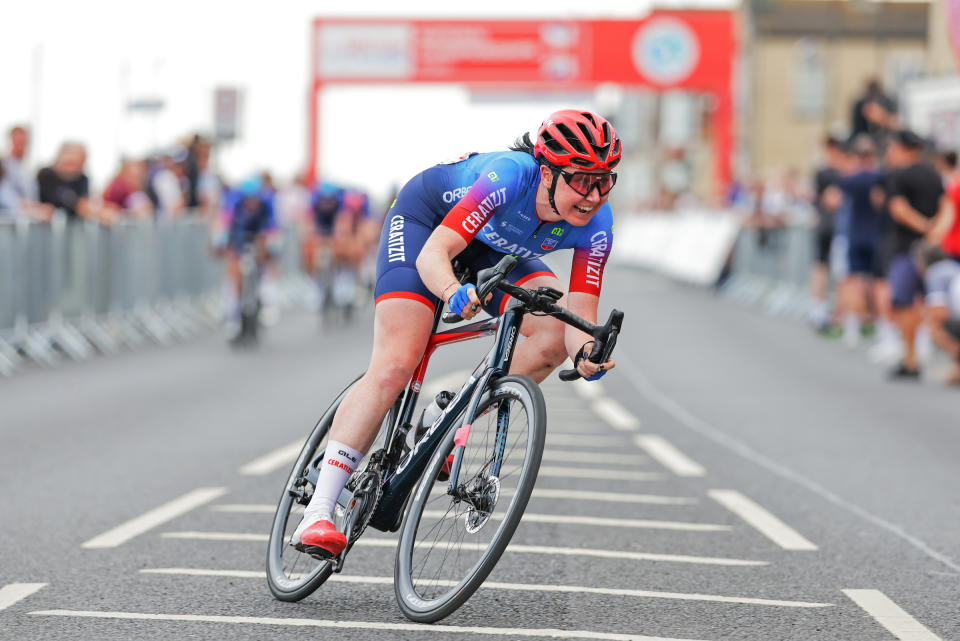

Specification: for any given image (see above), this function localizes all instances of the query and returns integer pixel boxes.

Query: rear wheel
[266,377,360,601]
[394,375,546,622]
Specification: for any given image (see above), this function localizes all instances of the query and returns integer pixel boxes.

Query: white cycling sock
[303,440,364,523]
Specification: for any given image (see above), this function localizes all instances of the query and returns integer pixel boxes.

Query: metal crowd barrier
[721,223,816,317]
[0,213,229,375]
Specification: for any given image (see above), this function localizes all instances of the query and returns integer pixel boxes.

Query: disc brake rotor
[463,475,500,534]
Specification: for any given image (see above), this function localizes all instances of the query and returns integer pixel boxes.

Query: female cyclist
[294,110,622,558]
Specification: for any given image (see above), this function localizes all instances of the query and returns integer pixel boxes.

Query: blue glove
[449,284,478,316]
[585,369,607,381]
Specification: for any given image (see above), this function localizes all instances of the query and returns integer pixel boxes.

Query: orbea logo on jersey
[442,186,471,204]
[461,187,507,235]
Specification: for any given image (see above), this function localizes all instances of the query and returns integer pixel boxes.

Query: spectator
[916,245,960,385]
[37,142,96,222]
[1,125,53,220]
[807,136,846,331]
[935,150,960,261]
[850,78,897,150]
[828,135,885,347]
[146,149,187,218]
[102,159,152,218]
[882,130,953,379]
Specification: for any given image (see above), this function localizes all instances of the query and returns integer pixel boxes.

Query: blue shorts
[847,242,879,276]
[374,178,556,314]
[887,253,924,308]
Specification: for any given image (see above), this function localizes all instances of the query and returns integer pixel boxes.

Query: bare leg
[892,303,923,370]
[329,298,436,452]
[509,275,570,383]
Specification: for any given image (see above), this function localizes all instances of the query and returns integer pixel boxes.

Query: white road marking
[419,510,728,532]
[633,434,706,477]
[546,434,630,447]
[239,441,302,476]
[536,466,662,481]
[161,532,766,566]
[82,487,228,549]
[572,377,604,400]
[142,568,833,608]
[708,490,817,551]
[540,449,649,466]
[209,488,697,516]
[530,488,696,505]
[591,398,641,431]
[619,356,960,574]
[0,583,46,611]
[29,610,707,641]
[843,589,943,641]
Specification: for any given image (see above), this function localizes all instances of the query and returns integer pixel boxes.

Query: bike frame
[365,301,524,532]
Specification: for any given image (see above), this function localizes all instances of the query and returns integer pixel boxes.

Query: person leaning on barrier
[1,125,53,221]
[37,142,102,223]
[915,244,960,386]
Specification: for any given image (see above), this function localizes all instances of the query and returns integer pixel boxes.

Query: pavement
[1,265,957,640]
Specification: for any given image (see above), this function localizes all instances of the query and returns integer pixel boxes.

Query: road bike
[266,254,623,622]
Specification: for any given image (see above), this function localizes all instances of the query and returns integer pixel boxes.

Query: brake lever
[443,255,518,324]
[558,309,624,381]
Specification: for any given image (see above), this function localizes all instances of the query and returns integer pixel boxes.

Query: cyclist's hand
[575,341,615,380]
[448,283,491,320]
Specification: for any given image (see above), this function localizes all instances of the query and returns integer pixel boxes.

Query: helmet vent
[555,123,587,154]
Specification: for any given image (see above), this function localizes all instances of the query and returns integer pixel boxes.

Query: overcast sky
[1,0,734,199]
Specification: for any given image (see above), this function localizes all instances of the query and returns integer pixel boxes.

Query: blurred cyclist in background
[292,110,619,559]
[211,176,282,340]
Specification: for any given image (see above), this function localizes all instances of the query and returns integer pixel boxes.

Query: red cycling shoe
[299,519,347,558]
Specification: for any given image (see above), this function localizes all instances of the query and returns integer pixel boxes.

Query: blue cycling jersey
[432,151,613,295]
[222,189,278,248]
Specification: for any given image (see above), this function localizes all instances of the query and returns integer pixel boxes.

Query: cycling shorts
[374,208,557,314]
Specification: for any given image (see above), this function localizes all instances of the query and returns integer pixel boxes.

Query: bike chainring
[345,468,383,542]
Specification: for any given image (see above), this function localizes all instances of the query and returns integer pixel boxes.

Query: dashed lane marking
[540,449,649,465]
[619,356,960,573]
[0,583,46,611]
[239,441,302,476]
[29,610,709,641]
[529,488,696,505]
[709,490,817,551]
[546,434,634,447]
[633,435,706,477]
[591,398,641,431]
[209,488,697,515]
[536,466,662,481]
[142,569,833,608]
[572,377,603,400]
[842,589,943,641]
[420,510,730,532]
[161,532,768,566]
[82,487,228,549]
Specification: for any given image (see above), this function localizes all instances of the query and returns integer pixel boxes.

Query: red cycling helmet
[534,110,621,171]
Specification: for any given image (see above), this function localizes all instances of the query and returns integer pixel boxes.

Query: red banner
[310,13,737,193]
[313,13,734,92]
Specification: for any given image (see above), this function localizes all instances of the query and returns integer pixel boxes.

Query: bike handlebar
[442,255,624,382]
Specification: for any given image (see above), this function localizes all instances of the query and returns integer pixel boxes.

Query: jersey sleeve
[568,204,613,296]
[439,157,525,243]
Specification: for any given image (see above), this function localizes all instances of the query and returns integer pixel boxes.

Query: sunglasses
[557,171,618,197]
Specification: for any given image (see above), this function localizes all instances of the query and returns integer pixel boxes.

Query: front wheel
[394,375,546,622]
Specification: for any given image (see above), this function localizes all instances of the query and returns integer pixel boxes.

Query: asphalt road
[1,265,958,641]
